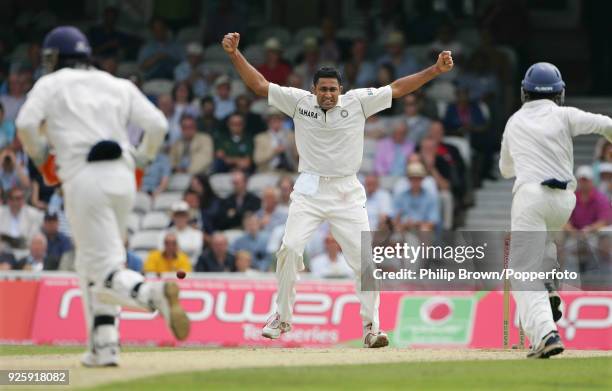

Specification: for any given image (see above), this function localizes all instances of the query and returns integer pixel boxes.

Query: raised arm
[222,32,269,97]
[390,51,454,99]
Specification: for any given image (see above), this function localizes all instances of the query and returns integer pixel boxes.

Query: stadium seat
[425,80,456,103]
[247,173,281,196]
[379,176,399,192]
[256,26,292,46]
[141,211,171,230]
[130,230,163,251]
[337,28,364,41]
[250,99,270,116]
[443,136,471,168]
[283,43,303,64]
[153,192,183,211]
[133,192,152,214]
[223,229,245,246]
[176,26,203,43]
[293,27,321,45]
[209,173,234,198]
[133,250,150,262]
[127,213,141,234]
[168,173,191,191]
[142,79,174,96]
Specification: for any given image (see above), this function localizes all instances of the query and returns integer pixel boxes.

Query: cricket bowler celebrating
[16,26,190,366]
[222,32,453,347]
[500,62,612,358]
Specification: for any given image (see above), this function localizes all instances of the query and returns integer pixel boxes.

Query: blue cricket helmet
[43,26,91,57]
[521,62,565,104]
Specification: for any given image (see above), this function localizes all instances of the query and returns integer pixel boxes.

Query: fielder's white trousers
[509,183,576,345]
[63,160,153,349]
[276,175,380,332]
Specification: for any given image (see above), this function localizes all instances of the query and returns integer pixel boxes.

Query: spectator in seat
[14,233,57,271]
[309,233,353,278]
[364,114,388,140]
[234,250,259,275]
[376,31,420,80]
[342,38,376,89]
[294,37,324,90]
[137,17,183,80]
[231,212,271,271]
[375,120,415,177]
[88,6,138,58]
[172,81,199,121]
[393,162,440,232]
[157,93,181,145]
[257,38,292,86]
[277,175,294,209]
[0,102,15,149]
[428,23,464,79]
[0,187,43,253]
[231,94,266,135]
[0,249,14,270]
[419,136,454,229]
[401,94,432,145]
[566,166,612,233]
[0,72,27,122]
[428,121,467,199]
[364,174,393,231]
[196,96,222,137]
[144,232,192,274]
[41,212,71,266]
[215,171,261,230]
[256,187,288,233]
[212,75,235,120]
[174,42,211,98]
[170,114,213,175]
[140,144,171,198]
[214,113,254,173]
[598,163,612,200]
[254,107,297,173]
[319,18,343,64]
[188,174,221,234]
[163,201,203,265]
[196,232,235,272]
[125,241,143,273]
[0,147,30,193]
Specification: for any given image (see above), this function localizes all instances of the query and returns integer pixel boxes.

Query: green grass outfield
[92,358,612,391]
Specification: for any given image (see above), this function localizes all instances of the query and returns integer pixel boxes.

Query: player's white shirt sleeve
[346,85,393,118]
[564,107,612,142]
[15,76,53,166]
[124,80,168,163]
[268,83,310,118]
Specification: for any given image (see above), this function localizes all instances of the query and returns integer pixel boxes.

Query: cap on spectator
[214,75,231,88]
[186,42,203,56]
[407,162,427,178]
[576,165,594,180]
[386,31,405,46]
[171,200,190,214]
[303,36,318,51]
[599,162,612,175]
[44,212,59,221]
[264,37,282,51]
[266,106,284,118]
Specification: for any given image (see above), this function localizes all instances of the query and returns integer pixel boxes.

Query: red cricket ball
[176,270,186,279]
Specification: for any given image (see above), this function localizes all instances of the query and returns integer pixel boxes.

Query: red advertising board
[23,276,612,349]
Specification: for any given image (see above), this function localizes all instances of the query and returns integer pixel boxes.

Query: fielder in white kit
[16,26,190,366]
[222,32,453,347]
[500,62,612,358]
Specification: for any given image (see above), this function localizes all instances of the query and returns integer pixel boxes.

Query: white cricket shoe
[363,323,389,348]
[151,281,190,340]
[262,313,291,339]
[81,349,119,367]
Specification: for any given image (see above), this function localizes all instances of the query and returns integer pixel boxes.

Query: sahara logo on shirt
[298,107,319,119]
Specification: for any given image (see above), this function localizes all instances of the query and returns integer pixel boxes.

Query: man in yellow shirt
[144,232,192,274]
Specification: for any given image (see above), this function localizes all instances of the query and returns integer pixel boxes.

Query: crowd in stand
[0,3,608,278]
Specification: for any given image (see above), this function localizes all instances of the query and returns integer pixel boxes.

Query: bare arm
[390,51,454,99]
[222,33,269,97]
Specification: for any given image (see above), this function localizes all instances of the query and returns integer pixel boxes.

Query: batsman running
[222,32,453,347]
[16,26,190,366]
[500,62,612,358]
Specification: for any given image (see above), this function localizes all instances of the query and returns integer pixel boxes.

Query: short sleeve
[346,85,393,118]
[268,83,310,118]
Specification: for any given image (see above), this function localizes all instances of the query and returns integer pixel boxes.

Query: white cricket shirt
[500,99,612,193]
[268,83,392,177]
[16,68,167,182]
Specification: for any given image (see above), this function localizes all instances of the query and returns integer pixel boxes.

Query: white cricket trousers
[509,183,576,345]
[63,160,154,349]
[275,175,380,332]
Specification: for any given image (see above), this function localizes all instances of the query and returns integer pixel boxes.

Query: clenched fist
[435,51,454,74]
[222,32,240,54]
